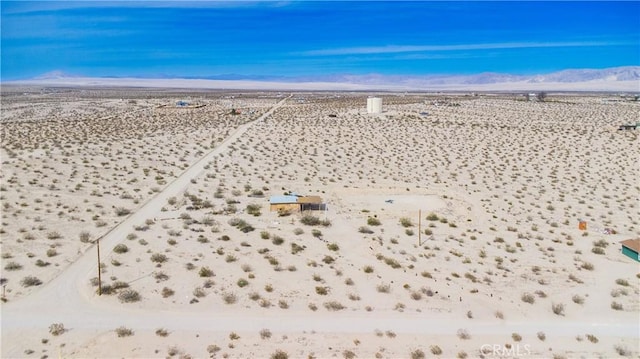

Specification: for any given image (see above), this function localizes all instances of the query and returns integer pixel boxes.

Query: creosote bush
[115,326,134,337]
[49,323,65,336]
[118,289,141,303]
[113,244,128,254]
[21,276,42,287]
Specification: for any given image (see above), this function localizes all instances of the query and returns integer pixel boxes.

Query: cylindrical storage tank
[367,97,382,114]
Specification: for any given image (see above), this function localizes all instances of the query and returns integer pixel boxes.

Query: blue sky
[2,1,639,80]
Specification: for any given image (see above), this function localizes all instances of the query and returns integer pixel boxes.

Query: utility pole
[97,237,102,296]
[418,209,422,247]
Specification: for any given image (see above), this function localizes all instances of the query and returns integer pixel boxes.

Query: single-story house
[269,195,325,213]
[620,238,640,262]
[269,195,300,213]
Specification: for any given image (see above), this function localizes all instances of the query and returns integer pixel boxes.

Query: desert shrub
[272,236,285,245]
[113,244,128,254]
[118,289,141,303]
[114,207,131,216]
[291,243,305,254]
[586,334,598,343]
[572,295,584,304]
[270,350,289,359]
[410,349,425,359]
[430,345,442,355]
[47,231,62,240]
[581,262,594,271]
[162,287,175,298]
[552,303,565,316]
[322,255,334,264]
[521,293,535,304]
[367,217,381,226]
[222,292,237,304]
[193,287,206,298]
[315,286,329,295]
[323,301,345,311]
[593,239,608,248]
[327,243,339,251]
[150,253,168,263]
[614,345,630,356]
[399,217,414,227]
[199,267,214,277]
[537,331,546,341]
[591,247,605,255]
[229,218,255,232]
[363,266,374,273]
[260,328,272,339]
[4,261,22,271]
[343,350,356,359]
[35,259,50,267]
[207,344,221,354]
[358,226,374,234]
[97,284,115,295]
[300,215,321,226]
[155,328,169,337]
[383,257,401,269]
[246,203,262,216]
[237,278,249,288]
[615,278,629,286]
[115,326,133,337]
[79,231,91,243]
[426,213,439,221]
[49,323,65,336]
[512,333,522,341]
[457,329,470,340]
[377,284,391,293]
[112,281,129,290]
[21,276,42,287]
[611,301,623,310]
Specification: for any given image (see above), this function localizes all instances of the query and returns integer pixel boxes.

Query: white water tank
[367,97,382,113]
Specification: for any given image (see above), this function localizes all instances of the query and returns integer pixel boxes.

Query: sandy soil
[1,87,639,358]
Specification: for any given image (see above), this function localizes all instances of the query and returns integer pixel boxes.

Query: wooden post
[97,237,102,296]
[418,209,422,246]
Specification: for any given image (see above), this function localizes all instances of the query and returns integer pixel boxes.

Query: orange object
[579,221,587,230]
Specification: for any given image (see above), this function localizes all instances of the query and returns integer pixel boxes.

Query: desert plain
[1,85,639,358]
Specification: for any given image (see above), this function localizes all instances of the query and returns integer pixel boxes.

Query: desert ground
[1,86,639,359]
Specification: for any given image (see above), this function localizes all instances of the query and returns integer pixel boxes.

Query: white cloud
[301,41,625,56]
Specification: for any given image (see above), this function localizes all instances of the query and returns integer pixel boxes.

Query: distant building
[620,239,640,262]
[176,100,189,107]
[269,195,325,213]
[367,97,382,113]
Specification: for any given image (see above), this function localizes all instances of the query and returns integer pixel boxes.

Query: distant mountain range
[18,66,640,92]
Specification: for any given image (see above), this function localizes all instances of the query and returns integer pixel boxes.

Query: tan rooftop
[620,238,640,253]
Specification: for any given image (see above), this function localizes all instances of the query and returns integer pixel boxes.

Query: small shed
[269,195,299,213]
[619,239,640,262]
